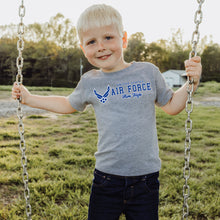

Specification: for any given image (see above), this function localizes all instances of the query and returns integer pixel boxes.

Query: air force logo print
[94,86,110,103]
[93,81,151,104]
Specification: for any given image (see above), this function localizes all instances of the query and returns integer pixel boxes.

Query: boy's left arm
[161,56,202,115]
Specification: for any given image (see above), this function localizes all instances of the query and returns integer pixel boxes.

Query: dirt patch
[0,96,219,118]
[194,96,220,107]
[0,99,47,118]
[0,185,22,206]
[204,96,220,101]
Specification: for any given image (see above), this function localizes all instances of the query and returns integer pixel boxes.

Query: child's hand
[184,56,202,85]
[12,82,31,104]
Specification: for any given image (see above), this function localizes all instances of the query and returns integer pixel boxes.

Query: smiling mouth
[97,54,111,60]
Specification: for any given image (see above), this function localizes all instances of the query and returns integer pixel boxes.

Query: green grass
[0,83,220,219]
[195,81,220,96]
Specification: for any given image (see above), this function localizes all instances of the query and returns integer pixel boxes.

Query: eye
[87,40,95,45]
[106,36,113,40]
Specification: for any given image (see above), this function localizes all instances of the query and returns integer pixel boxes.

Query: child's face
[80,24,128,73]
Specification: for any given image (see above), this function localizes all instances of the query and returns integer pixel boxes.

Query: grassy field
[0,82,219,219]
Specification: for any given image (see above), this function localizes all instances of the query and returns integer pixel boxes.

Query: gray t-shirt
[68,62,173,176]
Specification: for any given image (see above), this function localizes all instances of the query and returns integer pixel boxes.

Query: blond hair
[77,4,124,43]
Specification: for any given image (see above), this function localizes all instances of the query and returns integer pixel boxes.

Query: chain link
[16,1,32,219]
[182,1,205,219]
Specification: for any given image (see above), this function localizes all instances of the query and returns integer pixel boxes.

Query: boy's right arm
[12,83,77,114]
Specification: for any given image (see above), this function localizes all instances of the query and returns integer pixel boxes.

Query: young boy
[12,4,202,220]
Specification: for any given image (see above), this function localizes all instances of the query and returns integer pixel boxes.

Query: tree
[1,17,219,86]
[27,13,78,48]
[201,44,220,82]
[145,42,168,71]
[124,32,147,62]
[0,38,17,84]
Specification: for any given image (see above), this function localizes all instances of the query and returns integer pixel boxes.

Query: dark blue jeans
[88,169,159,220]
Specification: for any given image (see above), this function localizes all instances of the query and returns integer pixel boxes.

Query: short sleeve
[154,67,174,107]
[68,78,87,112]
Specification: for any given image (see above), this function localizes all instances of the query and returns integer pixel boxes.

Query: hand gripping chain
[16,0,32,219]
[182,1,205,219]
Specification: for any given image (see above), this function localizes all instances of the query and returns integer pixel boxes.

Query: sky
[0,0,219,45]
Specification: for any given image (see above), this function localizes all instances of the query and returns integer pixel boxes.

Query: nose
[97,41,105,52]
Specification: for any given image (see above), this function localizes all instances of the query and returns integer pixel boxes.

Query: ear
[122,31,128,49]
[80,44,86,54]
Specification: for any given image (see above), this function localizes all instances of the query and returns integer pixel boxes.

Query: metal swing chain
[16,0,32,219]
[182,0,205,219]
